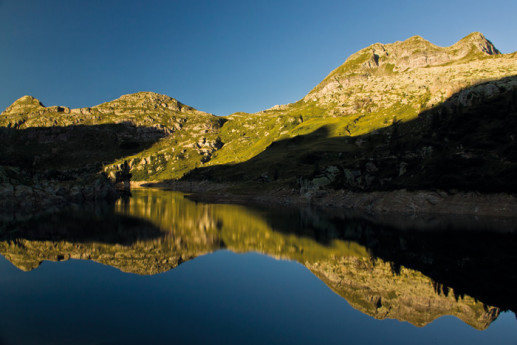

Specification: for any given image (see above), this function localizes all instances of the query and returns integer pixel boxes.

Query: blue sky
[1,0,516,115]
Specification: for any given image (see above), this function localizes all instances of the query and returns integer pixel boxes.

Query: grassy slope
[1,34,516,191]
[182,35,517,192]
[187,75,517,193]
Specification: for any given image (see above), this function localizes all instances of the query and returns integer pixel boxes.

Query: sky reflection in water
[0,189,515,345]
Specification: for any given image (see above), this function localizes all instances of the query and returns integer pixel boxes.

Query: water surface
[0,189,515,344]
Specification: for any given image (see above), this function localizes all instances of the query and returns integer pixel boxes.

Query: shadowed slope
[199,33,516,175]
[2,33,516,184]
[0,123,168,172]
[183,75,517,194]
[0,122,168,217]
[1,92,225,181]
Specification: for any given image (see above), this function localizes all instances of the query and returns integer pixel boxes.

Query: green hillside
[1,32,517,207]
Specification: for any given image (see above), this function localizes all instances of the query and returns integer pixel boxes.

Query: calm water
[0,189,516,345]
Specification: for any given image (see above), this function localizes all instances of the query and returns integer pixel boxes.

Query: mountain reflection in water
[1,189,516,331]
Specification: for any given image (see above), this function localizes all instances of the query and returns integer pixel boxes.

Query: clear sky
[1,0,516,116]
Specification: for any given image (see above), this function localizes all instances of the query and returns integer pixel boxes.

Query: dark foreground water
[0,189,516,344]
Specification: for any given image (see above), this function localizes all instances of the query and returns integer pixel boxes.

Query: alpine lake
[1,188,516,344]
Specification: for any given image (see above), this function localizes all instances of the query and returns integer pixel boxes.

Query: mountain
[0,92,224,213]
[1,32,517,212]
[183,32,517,197]
[305,32,501,109]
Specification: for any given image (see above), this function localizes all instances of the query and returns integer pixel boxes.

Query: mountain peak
[305,32,513,107]
[403,35,429,43]
[454,32,500,55]
[95,91,185,109]
[11,95,44,107]
[118,91,177,103]
[2,95,45,115]
[465,31,485,39]
[93,91,205,114]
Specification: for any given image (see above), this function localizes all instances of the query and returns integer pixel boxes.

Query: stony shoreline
[3,176,516,230]
[0,174,119,225]
[138,180,517,220]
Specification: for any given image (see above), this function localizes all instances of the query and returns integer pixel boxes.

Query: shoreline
[135,180,517,219]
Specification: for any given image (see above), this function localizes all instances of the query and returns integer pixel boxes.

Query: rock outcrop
[1,95,45,117]
[304,32,509,114]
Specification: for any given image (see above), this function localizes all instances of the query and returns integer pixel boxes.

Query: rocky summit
[1,32,517,214]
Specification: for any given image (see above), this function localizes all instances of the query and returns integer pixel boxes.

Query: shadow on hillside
[0,122,168,178]
[183,75,517,193]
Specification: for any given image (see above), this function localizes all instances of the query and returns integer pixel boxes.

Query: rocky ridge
[303,32,508,118]
[1,32,517,214]
[184,33,517,201]
[0,92,224,213]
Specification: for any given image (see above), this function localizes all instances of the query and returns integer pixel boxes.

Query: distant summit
[93,91,202,114]
[305,32,508,106]
[101,91,185,108]
[11,95,44,106]
[454,32,500,55]
[2,95,44,115]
